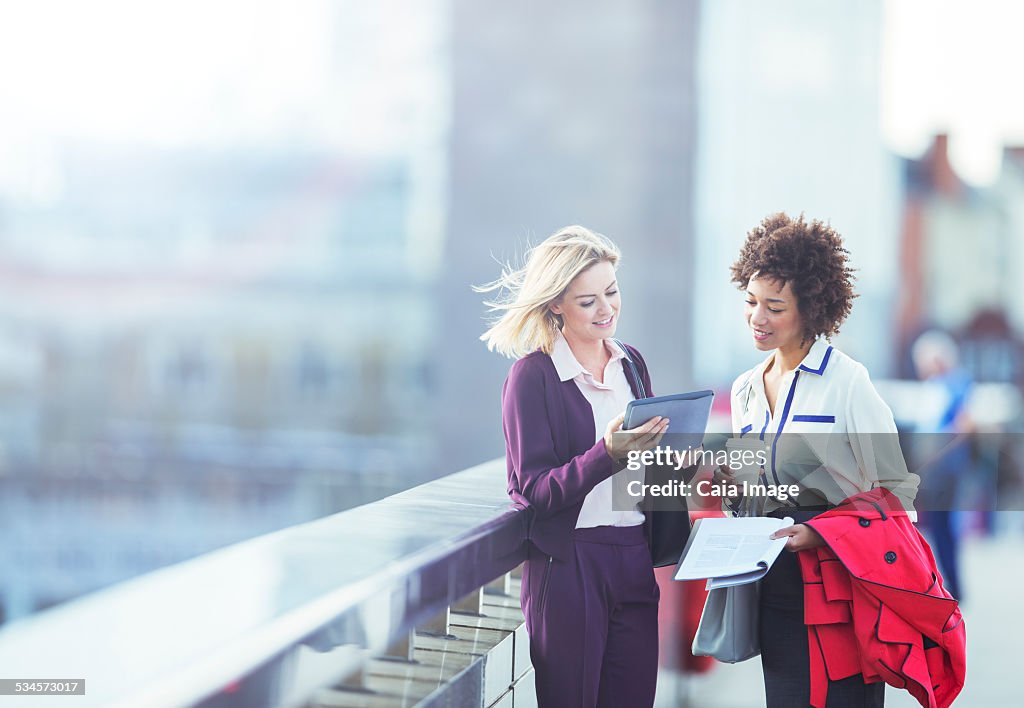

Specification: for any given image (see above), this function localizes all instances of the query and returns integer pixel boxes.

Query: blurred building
[895,134,1024,383]
[0,149,440,622]
[0,2,450,622]
[436,0,701,470]
[693,0,901,384]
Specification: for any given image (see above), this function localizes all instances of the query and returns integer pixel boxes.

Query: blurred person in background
[479,226,669,708]
[912,329,974,601]
[724,213,965,708]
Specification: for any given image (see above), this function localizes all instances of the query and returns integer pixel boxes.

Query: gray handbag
[691,579,760,663]
[692,388,763,663]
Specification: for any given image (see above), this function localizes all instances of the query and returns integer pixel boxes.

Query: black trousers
[760,513,884,708]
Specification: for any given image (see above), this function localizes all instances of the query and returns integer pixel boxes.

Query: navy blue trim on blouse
[740,424,753,436]
[770,371,801,487]
[798,345,834,376]
[759,410,769,441]
[791,414,835,423]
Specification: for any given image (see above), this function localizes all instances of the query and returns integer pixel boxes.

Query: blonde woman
[480,226,669,708]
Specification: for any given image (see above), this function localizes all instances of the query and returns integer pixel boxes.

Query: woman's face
[550,260,620,346]
[744,274,804,353]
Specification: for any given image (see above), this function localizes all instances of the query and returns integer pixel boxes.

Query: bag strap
[612,338,648,399]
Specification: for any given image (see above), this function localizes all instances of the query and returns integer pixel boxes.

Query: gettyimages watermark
[607,432,1024,512]
[621,443,799,503]
[623,445,767,473]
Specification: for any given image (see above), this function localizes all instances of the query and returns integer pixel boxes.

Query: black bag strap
[612,338,648,399]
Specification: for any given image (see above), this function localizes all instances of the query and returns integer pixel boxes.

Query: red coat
[798,489,966,708]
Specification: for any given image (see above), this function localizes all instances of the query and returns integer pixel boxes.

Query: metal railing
[0,459,528,708]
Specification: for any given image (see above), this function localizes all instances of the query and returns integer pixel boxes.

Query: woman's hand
[770,523,825,552]
[604,413,669,462]
[711,463,736,487]
[709,463,743,500]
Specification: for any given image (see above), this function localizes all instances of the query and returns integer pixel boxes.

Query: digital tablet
[623,390,715,450]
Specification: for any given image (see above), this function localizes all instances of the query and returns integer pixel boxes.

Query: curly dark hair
[730,212,857,341]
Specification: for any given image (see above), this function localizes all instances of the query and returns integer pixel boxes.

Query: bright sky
[0,0,1020,192]
[0,0,446,204]
[882,0,1024,186]
[0,1,443,147]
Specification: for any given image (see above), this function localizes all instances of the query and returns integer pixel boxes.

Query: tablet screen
[624,390,714,449]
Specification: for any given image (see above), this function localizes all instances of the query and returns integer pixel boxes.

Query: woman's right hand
[712,463,737,487]
[604,413,670,462]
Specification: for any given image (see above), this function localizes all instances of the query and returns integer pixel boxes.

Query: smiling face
[744,274,804,353]
[549,260,620,347]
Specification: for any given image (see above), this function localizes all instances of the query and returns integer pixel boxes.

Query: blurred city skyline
[1,0,1023,634]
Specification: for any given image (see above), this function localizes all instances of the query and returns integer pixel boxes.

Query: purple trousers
[521,524,659,708]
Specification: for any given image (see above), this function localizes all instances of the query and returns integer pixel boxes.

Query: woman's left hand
[770,523,825,552]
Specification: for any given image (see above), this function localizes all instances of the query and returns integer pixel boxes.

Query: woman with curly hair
[725,213,922,707]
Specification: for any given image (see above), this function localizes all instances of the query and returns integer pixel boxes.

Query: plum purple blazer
[501,342,654,562]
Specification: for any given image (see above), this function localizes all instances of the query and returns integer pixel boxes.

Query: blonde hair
[477,225,621,359]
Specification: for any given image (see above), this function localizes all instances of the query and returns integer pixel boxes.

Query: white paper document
[673,516,795,588]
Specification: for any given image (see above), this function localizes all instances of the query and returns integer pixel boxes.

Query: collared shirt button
[884,551,897,564]
[859,518,871,527]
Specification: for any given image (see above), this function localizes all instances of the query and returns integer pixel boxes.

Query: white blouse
[730,338,919,516]
[550,331,646,529]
